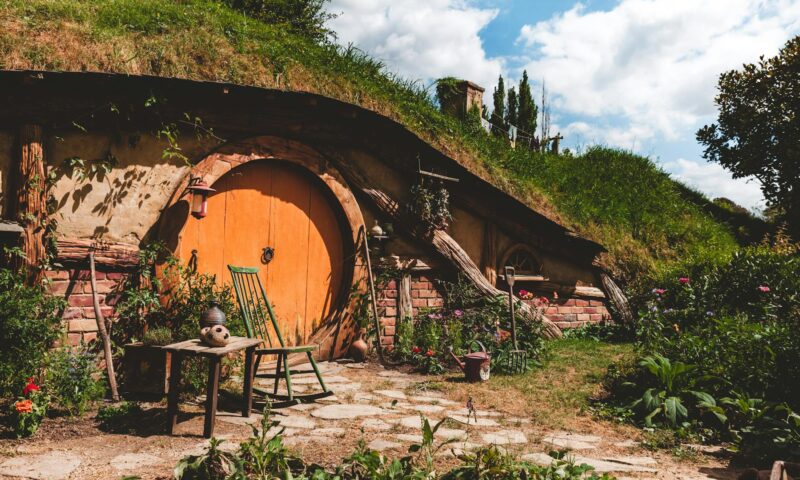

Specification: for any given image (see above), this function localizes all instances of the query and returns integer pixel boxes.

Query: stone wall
[46,269,126,346]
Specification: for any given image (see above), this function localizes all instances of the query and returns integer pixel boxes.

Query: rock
[331,382,361,393]
[361,418,392,431]
[448,415,499,427]
[110,452,162,471]
[0,451,82,480]
[481,430,527,445]
[368,439,402,451]
[397,416,436,429]
[287,403,316,411]
[543,432,600,450]
[277,415,316,429]
[345,363,366,369]
[353,393,377,403]
[522,452,554,465]
[311,427,347,437]
[399,403,445,414]
[317,394,340,403]
[375,389,407,400]
[436,427,468,440]
[311,404,384,420]
[395,433,424,443]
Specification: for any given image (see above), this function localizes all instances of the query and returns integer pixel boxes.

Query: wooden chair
[228,265,333,408]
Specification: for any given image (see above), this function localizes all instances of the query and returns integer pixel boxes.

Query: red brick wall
[46,269,126,346]
[540,298,611,329]
[377,278,397,347]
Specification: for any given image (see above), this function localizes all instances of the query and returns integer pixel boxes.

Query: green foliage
[697,35,800,237]
[45,345,106,416]
[491,75,507,138]
[408,178,452,232]
[96,401,143,433]
[174,437,239,480]
[517,71,537,139]
[505,87,518,129]
[722,393,800,465]
[221,0,335,43]
[0,268,65,397]
[9,389,49,438]
[141,326,173,346]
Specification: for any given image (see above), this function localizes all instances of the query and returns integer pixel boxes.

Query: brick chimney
[439,80,485,119]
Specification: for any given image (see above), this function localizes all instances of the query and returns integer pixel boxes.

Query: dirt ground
[0,360,743,480]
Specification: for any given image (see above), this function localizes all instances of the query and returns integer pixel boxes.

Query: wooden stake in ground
[89,251,120,401]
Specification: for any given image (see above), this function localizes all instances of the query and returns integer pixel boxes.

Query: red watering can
[449,341,490,382]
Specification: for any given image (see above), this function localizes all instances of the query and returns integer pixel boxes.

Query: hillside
[0,0,764,282]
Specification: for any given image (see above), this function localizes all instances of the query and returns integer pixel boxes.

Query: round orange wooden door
[178,160,346,346]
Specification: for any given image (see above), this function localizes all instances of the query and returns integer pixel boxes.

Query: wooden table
[163,336,263,438]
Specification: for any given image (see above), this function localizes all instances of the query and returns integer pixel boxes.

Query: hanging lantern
[187,178,215,219]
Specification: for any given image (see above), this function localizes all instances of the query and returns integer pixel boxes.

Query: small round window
[502,246,542,275]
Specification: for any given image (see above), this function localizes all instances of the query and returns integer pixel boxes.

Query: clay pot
[199,301,226,328]
[201,325,231,347]
[349,329,369,362]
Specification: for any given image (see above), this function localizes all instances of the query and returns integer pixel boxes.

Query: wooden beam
[398,272,413,321]
[482,222,497,285]
[13,125,47,284]
[56,238,140,270]
[600,272,634,324]
[334,159,562,339]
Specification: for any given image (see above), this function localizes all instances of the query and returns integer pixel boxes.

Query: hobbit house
[0,71,613,359]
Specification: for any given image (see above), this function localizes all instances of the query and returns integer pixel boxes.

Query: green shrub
[141,326,173,346]
[96,401,143,433]
[0,268,65,397]
[45,345,105,416]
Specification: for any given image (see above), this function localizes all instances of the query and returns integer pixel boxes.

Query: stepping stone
[543,432,600,450]
[438,442,484,457]
[332,382,362,392]
[436,427,468,440]
[375,389,407,400]
[368,439,402,451]
[377,370,411,378]
[317,395,340,403]
[570,456,657,473]
[353,393,377,403]
[395,433,424,443]
[481,430,527,445]
[613,439,639,449]
[287,403,316,411]
[111,453,162,471]
[503,417,531,425]
[397,416,439,429]
[311,404,384,420]
[293,375,349,384]
[448,415,499,427]
[447,408,502,417]
[414,396,458,406]
[521,452,554,465]
[399,403,445,414]
[361,418,392,431]
[345,363,366,369]
[217,411,264,426]
[0,451,81,480]
[311,427,347,438]
[277,415,316,429]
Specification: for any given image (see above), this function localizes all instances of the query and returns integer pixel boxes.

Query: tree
[223,0,335,43]
[491,75,507,138]
[506,86,518,127]
[697,36,800,236]
[518,70,538,145]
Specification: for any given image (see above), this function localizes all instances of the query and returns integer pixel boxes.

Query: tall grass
[0,0,750,281]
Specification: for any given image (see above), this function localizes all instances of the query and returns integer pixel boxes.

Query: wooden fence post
[13,124,47,285]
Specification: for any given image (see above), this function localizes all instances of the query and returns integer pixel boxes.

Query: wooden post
[600,272,634,325]
[89,252,120,401]
[13,124,47,285]
[398,272,413,321]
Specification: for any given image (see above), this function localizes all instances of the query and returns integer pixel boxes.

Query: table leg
[203,357,221,438]
[242,347,255,417]
[166,352,183,434]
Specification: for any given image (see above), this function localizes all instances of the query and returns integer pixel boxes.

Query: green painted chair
[228,265,332,408]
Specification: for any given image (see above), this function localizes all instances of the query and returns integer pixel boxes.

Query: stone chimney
[439,80,485,119]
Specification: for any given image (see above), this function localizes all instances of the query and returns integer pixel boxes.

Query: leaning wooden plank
[334,160,562,339]
[56,238,140,269]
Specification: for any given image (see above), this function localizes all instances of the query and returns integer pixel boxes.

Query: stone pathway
[0,359,730,479]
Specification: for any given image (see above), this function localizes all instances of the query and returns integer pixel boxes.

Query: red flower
[425,349,434,357]
[412,346,421,354]
[758,285,770,293]
[679,277,690,284]
[23,379,40,396]
[654,288,666,295]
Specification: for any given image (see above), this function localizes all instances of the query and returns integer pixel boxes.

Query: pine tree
[518,70,538,142]
[506,86,518,127]
[491,75,506,138]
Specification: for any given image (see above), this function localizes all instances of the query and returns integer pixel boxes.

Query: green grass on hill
[0,0,763,281]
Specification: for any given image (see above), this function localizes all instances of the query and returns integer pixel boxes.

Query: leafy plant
[0,267,65,397]
[96,401,143,433]
[408,178,451,232]
[44,345,105,416]
[174,437,238,480]
[141,326,173,346]
[9,379,49,438]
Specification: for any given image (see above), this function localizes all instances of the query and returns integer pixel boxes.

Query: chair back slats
[228,266,286,349]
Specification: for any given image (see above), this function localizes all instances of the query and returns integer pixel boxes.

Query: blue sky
[326,1,800,211]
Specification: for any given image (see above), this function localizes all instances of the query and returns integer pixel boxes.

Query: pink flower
[454,309,463,317]
[758,285,770,293]
[653,288,666,295]
[679,277,690,284]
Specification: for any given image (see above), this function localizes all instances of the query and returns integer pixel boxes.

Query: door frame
[158,135,366,360]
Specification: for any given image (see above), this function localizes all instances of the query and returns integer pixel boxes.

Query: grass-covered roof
[0,0,764,281]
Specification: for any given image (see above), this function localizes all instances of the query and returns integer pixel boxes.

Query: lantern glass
[191,191,208,218]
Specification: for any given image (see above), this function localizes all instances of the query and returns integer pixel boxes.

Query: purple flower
[757,285,770,293]
[427,313,442,320]
[706,311,714,317]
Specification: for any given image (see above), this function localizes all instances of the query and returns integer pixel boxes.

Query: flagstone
[543,432,600,450]
[361,418,393,430]
[481,430,527,445]
[375,389,407,400]
[447,415,499,427]
[311,404,385,420]
[277,415,316,429]
[368,439,403,451]
[110,453,163,471]
[0,451,81,480]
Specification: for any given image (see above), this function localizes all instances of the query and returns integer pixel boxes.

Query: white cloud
[664,158,764,211]
[517,0,800,145]
[326,0,503,90]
